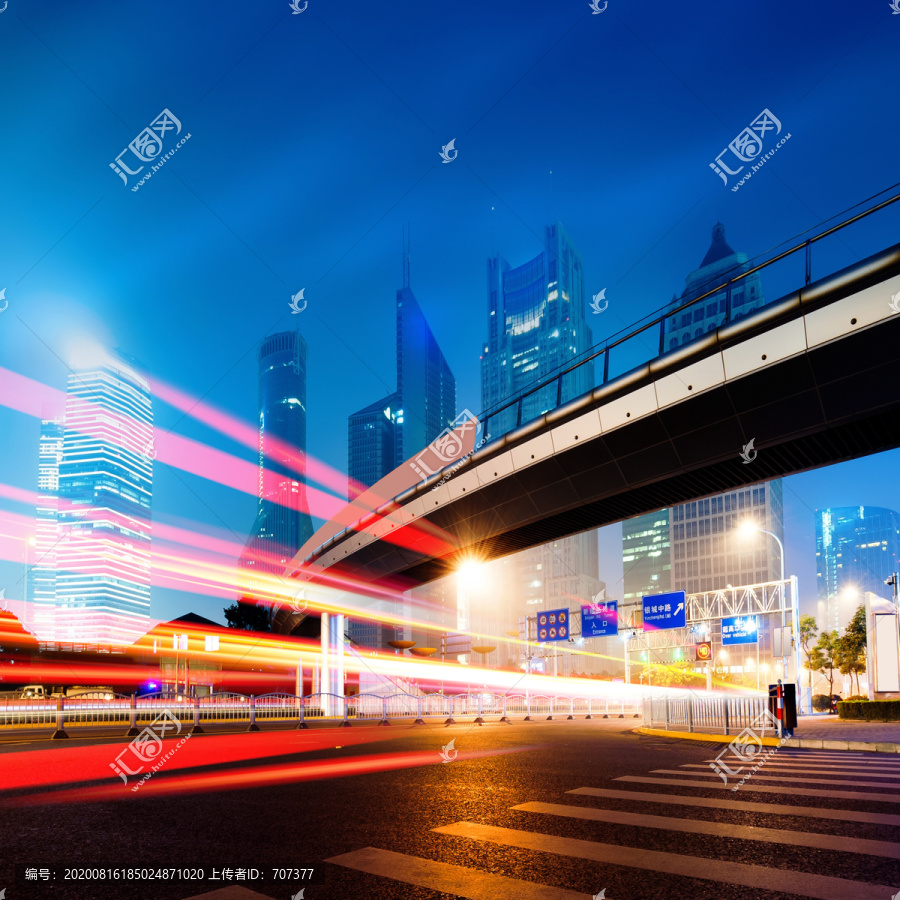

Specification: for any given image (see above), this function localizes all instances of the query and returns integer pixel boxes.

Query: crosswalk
[326,747,900,899]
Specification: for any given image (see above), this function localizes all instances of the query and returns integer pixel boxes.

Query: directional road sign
[642,590,686,630]
[536,608,570,642]
[581,601,618,637]
[722,615,759,645]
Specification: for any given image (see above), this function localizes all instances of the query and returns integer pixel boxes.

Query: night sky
[0,0,897,626]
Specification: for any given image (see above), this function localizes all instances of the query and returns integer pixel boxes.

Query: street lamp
[739,519,794,691]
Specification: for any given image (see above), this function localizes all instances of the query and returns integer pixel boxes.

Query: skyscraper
[480,223,602,655]
[664,222,766,351]
[48,353,153,646]
[239,331,314,606]
[348,250,457,496]
[816,506,900,632]
[27,417,64,633]
[624,225,783,606]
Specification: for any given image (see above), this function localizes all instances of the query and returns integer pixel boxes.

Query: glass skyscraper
[816,506,900,632]
[45,354,153,647]
[622,510,671,606]
[348,264,457,497]
[480,223,602,653]
[239,331,314,606]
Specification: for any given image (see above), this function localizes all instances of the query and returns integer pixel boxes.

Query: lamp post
[739,521,796,695]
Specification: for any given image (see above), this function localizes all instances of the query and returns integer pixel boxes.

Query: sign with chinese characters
[722,615,759,645]
[581,601,618,637]
[642,591,686,630]
[536,608,569,642]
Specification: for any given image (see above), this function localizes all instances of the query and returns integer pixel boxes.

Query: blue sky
[0,0,897,626]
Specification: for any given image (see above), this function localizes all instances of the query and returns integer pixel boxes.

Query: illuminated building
[816,506,900,632]
[239,331,314,606]
[50,353,153,647]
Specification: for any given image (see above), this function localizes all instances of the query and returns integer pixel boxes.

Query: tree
[223,602,271,632]
[798,615,818,696]
[839,605,867,695]
[813,630,840,695]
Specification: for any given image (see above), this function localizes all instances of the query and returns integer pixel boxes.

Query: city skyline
[1,0,899,632]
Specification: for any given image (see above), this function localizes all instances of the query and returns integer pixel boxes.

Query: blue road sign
[642,591,686,630]
[536,607,570,642]
[722,615,759,645]
[581,601,618,637]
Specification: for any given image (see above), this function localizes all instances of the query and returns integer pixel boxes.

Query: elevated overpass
[275,201,900,632]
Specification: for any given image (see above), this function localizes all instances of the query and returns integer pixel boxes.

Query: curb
[637,726,900,753]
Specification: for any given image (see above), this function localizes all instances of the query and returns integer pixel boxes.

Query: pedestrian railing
[0,690,641,736]
[643,694,776,736]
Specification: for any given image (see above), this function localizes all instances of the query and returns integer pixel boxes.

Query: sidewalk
[640,714,900,753]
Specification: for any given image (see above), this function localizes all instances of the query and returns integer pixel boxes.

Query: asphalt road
[0,718,898,899]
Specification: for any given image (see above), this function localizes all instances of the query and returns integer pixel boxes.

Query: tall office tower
[622,510,672,607]
[480,223,602,657]
[239,331,314,606]
[664,222,766,350]
[622,225,783,614]
[669,482,784,595]
[51,353,153,647]
[816,506,900,632]
[348,249,457,496]
[481,222,594,429]
[26,418,64,632]
[347,393,400,500]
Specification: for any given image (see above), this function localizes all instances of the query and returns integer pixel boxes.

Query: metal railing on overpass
[642,694,776,736]
[0,691,642,737]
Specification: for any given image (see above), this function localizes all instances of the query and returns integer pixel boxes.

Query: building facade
[816,506,900,632]
[348,263,457,497]
[45,354,153,646]
[480,223,603,673]
[239,331,314,607]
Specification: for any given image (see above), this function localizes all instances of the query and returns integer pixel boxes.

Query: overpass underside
[295,244,900,595]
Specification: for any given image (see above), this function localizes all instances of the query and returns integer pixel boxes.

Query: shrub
[812,694,832,711]
[838,699,900,722]
[845,695,868,701]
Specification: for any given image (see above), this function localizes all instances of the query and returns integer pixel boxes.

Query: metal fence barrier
[642,694,775,736]
[0,691,642,737]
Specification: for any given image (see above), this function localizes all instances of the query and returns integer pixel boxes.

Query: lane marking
[514,801,900,858]
[652,768,900,789]
[691,762,900,775]
[568,786,900,826]
[433,822,891,900]
[615,775,900,803]
[325,846,591,899]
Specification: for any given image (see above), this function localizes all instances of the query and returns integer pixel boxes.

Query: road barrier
[643,694,775,736]
[0,691,641,736]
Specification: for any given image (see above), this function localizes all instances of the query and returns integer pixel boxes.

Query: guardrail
[0,691,641,738]
[642,694,775,736]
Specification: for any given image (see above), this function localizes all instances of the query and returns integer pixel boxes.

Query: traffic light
[674,648,683,661]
